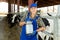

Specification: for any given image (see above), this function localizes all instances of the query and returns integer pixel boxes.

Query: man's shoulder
[35,15,40,19]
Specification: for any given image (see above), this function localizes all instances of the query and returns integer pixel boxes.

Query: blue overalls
[20,13,39,40]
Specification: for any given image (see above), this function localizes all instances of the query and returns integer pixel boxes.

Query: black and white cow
[7,13,21,28]
[38,18,53,40]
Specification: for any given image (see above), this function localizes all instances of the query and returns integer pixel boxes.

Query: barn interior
[0,0,60,40]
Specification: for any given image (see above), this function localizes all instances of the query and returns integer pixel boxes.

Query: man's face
[30,7,37,15]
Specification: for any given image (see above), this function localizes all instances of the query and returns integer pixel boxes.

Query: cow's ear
[42,18,50,26]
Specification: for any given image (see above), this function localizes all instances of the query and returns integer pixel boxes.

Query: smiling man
[20,3,45,40]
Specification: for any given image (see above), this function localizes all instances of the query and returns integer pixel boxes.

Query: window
[15,4,17,13]
[54,5,58,13]
[48,6,53,13]
[0,2,8,13]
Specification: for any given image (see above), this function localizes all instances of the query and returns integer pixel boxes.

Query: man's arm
[36,27,46,32]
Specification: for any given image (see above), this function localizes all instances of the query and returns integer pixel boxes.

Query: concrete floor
[0,17,4,40]
[0,16,20,40]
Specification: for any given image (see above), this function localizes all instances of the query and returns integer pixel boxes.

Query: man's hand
[19,21,26,26]
[36,27,46,32]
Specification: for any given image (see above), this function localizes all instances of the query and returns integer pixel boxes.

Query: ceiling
[0,0,60,7]
[20,0,60,7]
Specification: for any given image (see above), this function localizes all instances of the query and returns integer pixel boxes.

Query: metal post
[28,0,34,11]
[17,0,20,13]
[8,0,11,13]
[53,5,60,40]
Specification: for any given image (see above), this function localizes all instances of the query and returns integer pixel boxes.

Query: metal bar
[28,0,34,11]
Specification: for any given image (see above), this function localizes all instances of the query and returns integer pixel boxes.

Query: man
[19,3,45,40]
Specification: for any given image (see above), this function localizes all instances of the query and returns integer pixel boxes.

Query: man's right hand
[36,27,46,32]
[19,21,26,26]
